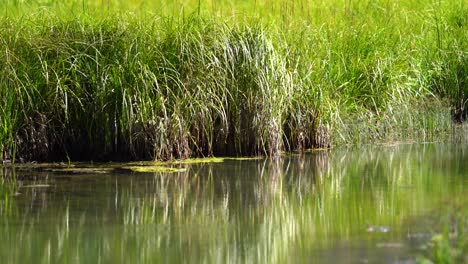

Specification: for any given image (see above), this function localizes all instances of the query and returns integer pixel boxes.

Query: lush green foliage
[0,0,466,161]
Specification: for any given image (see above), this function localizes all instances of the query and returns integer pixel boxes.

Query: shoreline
[0,2,466,162]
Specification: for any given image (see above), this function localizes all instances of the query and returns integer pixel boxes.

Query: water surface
[1,143,467,263]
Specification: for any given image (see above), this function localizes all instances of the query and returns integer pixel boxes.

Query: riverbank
[0,0,466,162]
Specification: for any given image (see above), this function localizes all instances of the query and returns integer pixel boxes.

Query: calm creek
[1,143,467,263]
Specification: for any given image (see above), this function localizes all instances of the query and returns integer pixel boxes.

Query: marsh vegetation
[0,2,467,262]
[0,0,466,161]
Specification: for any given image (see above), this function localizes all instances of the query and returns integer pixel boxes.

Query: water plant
[417,208,468,264]
[0,0,466,162]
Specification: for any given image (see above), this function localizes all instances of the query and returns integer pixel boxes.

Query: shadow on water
[0,143,467,263]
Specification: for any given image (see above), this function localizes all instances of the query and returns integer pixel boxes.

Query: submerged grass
[0,0,466,161]
[418,207,468,264]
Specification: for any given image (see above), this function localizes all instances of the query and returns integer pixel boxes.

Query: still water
[1,143,467,263]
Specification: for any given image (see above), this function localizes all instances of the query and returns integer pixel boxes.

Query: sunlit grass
[0,0,466,161]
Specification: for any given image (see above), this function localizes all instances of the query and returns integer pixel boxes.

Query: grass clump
[0,16,297,161]
[0,0,466,162]
[418,209,468,264]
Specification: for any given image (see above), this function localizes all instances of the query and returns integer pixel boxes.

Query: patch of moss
[8,162,76,170]
[172,157,225,164]
[126,157,225,166]
[223,157,263,161]
[45,168,115,174]
[123,166,186,173]
[20,184,52,188]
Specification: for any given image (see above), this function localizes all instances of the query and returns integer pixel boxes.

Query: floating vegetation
[1,156,263,176]
[43,167,116,174]
[122,166,187,173]
[171,158,225,164]
[128,156,260,165]
[223,157,263,161]
[125,157,225,166]
[20,184,52,188]
[1,162,73,169]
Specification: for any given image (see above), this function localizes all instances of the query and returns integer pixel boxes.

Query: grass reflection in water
[0,143,467,263]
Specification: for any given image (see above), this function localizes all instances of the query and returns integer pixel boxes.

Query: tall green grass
[0,0,466,161]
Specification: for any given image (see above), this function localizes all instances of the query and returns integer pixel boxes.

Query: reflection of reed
[452,124,468,144]
[0,167,17,216]
[1,144,467,263]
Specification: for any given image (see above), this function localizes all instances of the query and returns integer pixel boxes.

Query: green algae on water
[171,157,225,164]
[223,157,263,161]
[123,166,187,173]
